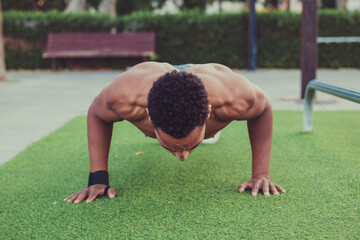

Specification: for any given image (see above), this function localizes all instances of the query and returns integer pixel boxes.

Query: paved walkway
[1,69,359,166]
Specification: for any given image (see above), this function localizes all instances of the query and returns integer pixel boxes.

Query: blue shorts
[172,64,194,70]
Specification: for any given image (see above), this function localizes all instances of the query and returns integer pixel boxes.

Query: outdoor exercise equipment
[303,80,360,132]
[301,0,360,132]
[300,0,317,99]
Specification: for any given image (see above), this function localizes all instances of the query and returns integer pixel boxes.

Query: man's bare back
[64,62,286,204]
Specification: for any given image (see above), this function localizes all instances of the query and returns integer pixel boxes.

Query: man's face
[154,126,206,161]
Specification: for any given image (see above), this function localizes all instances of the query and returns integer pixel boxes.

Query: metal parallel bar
[317,36,360,43]
[305,81,360,103]
[303,80,360,132]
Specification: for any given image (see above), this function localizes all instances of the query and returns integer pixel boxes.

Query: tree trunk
[336,0,347,10]
[98,0,111,12]
[110,0,117,34]
[284,0,290,10]
[98,0,117,33]
[65,0,87,13]
[0,1,7,82]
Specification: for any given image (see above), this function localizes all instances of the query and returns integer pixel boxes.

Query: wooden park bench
[43,32,155,70]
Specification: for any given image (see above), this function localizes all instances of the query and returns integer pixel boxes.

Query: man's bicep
[90,88,124,123]
[243,85,269,120]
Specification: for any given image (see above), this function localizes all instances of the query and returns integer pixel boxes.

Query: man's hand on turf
[64,184,116,203]
[238,176,286,197]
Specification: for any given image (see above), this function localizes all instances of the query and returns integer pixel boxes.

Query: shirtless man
[64,62,286,204]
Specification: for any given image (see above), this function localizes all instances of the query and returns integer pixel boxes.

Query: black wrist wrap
[88,170,109,187]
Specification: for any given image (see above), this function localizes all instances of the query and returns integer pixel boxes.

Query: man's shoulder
[109,62,174,92]
[109,62,172,93]
[103,62,172,119]
[195,64,255,102]
[128,61,174,73]
[191,64,250,89]
[187,63,233,75]
[195,65,260,121]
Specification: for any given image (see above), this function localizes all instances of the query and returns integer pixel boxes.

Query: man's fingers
[269,183,279,196]
[107,187,116,198]
[238,179,285,197]
[262,180,270,197]
[275,184,286,193]
[66,186,116,204]
[67,193,80,202]
[64,193,77,201]
[252,181,261,196]
[238,182,250,193]
[74,191,88,204]
[86,190,100,203]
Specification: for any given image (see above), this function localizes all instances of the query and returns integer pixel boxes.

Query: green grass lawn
[0,111,359,239]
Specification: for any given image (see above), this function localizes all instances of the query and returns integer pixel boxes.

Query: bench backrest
[43,32,155,58]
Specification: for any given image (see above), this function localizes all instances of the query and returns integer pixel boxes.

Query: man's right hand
[64,184,116,204]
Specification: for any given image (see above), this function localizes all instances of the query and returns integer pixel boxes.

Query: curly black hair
[147,70,209,139]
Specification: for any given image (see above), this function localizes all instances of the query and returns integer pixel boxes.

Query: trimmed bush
[257,11,300,68]
[118,11,248,67]
[318,10,360,68]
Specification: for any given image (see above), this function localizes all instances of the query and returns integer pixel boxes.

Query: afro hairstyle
[147,70,209,139]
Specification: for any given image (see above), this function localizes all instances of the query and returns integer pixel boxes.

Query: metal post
[300,0,317,98]
[248,0,257,71]
[303,86,315,132]
[0,0,7,82]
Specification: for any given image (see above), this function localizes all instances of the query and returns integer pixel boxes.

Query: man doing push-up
[65,62,286,204]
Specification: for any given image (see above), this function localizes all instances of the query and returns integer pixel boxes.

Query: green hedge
[119,11,248,67]
[3,10,360,69]
[257,11,300,68]
[318,10,360,68]
[3,10,114,41]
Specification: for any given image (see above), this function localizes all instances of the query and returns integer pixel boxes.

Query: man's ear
[146,108,151,121]
[208,104,212,119]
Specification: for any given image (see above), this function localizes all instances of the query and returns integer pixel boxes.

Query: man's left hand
[238,176,286,196]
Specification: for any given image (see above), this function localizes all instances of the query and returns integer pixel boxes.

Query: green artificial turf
[0,111,359,239]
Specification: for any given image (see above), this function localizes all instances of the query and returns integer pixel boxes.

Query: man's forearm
[247,101,273,179]
[87,104,113,173]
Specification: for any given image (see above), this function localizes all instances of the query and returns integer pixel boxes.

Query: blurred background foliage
[1,0,247,13]
[2,9,360,69]
[0,0,343,13]
[2,0,66,12]
[1,0,359,69]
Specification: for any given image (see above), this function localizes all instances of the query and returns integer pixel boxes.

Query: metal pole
[248,0,257,71]
[0,0,7,82]
[300,0,317,98]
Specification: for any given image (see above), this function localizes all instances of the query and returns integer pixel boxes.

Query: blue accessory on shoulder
[172,64,194,70]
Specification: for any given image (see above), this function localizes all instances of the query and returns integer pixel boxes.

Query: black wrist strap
[88,170,109,187]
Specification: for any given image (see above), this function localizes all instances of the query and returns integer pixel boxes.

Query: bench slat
[43,32,155,58]
[44,50,155,58]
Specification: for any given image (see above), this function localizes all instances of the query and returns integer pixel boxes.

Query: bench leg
[51,59,57,71]
[303,87,315,132]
